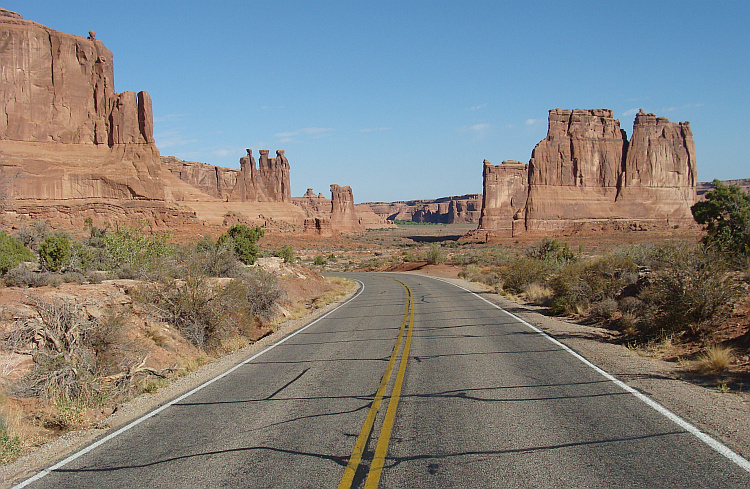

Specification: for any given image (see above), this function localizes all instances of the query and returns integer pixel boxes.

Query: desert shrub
[526,238,577,265]
[549,253,638,316]
[497,256,548,294]
[14,221,49,252]
[65,241,94,273]
[692,180,750,255]
[39,234,71,272]
[0,231,34,275]
[426,243,445,265]
[179,239,241,278]
[694,345,735,374]
[453,246,516,267]
[0,420,21,465]
[589,298,619,322]
[639,249,740,337]
[458,264,501,287]
[274,245,295,264]
[135,268,281,349]
[101,225,175,278]
[3,264,50,288]
[219,225,264,265]
[313,255,326,266]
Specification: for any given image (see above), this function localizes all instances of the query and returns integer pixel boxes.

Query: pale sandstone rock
[330,184,364,232]
[304,217,333,236]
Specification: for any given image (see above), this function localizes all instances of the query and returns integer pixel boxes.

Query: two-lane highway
[15,273,750,488]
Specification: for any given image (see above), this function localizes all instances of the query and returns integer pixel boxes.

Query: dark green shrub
[0,231,34,275]
[274,245,295,263]
[219,225,264,265]
[313,255,326,266]
[39,234,71,272]
[692,180,750,255]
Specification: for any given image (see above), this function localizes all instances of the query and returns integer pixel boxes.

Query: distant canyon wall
[475,108,697,239]
[367,194,481,223]
[0,8,164,201]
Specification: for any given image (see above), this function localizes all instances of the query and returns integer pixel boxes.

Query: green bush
[692,180,750,255]
[274,245,295,263]
[0,424,21,465]
[0,231,34,275]
[219,225,264,265]
[39,234,71,272]
[313,255,326,266]
[100,225,175,278]
[426,243,445,265]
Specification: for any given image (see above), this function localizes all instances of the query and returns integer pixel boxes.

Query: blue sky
[7,1,749,202]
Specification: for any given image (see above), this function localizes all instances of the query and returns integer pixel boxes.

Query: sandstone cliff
[228,149,291,203]
[161,155,238,200]
[294,187,394,231]
[0,8,164,202]
[475,108,698,239]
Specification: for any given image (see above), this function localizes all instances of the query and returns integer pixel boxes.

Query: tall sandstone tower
[475,108,697,239]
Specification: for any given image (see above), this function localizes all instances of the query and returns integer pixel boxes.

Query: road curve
[14,273,750,488]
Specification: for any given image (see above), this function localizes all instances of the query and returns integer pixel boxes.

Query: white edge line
[428,275,750,474]
[13,280,365,489]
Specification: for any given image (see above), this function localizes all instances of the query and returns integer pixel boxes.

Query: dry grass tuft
[695,345,735,374]
[523,283,553,305]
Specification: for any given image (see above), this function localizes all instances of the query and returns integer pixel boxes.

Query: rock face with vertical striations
[472,108,698,240]
[477,160,528,237]
[616,109,697,222]
[228,149,291,203]
[161,155,238,200]
[0,8,164,201]
[524,109,626,233]
[329,184,364,232]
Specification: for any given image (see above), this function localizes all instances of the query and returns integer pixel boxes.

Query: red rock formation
[329,184,364,232]
[161,155,238,200]
[228,149,291,203]
[477,160,527,238]
[304,217,333,236]
[525,109,626,232]
[474,108,698,239]
[0,8,164,201]
[616,109,697,224]
[366,194,481,223]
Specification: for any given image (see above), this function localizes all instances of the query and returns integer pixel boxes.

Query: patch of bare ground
[0,265,357,486]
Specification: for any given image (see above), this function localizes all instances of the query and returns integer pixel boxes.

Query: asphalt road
[15,273,750,488]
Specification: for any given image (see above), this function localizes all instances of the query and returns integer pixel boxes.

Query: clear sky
[6,1,749,202]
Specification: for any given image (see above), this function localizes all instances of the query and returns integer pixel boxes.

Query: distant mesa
[470,108,697,240]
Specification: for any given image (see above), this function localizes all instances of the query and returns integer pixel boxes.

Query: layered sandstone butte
[478,160,527,236]
[294,187,394,231]
[525,109,626,232]
[475,108,697,239]
[616,109,696,222]
[228,149,291,203]
[366,194,481,223]
[0,8,164,201]
[161,155,238,200]
[329,184,364,232]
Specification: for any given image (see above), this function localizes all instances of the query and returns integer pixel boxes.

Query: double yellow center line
[338,278,415,489]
